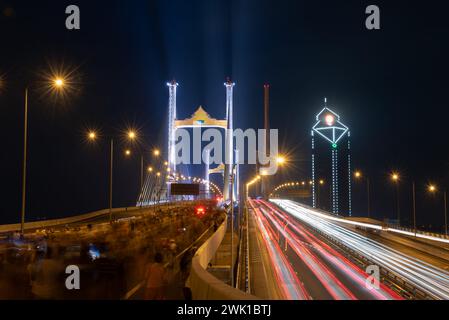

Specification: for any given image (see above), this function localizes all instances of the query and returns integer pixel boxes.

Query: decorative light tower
[311,99,352,216]
[167,80,178,174]
[223,78,235,202]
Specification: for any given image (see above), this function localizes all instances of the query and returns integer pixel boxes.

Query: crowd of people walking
[0,202,223,300]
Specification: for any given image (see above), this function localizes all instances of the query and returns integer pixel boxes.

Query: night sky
[1,0,448,230]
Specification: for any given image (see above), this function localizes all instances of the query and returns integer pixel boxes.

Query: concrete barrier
[0,207,140,233]
[188,214,258,300]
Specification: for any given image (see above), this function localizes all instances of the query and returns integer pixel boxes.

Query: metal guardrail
[245,204,251,294]
[0,207,141,234]
[274,199,449,245]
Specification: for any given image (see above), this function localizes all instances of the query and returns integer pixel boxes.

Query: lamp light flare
[88,131,97,141]
[53,78,65,88]
[276,155,286,165]
[128,131,137,140]
[428,184,437,193]
[391,172,400,182]
[125,150,131,156]
[354,171,362,179]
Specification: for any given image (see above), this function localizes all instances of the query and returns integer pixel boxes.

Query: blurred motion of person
[165,250,194,300]
[144,252,166,300]
[31,246,64,299]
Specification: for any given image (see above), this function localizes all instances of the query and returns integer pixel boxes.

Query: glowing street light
[354,170,371,218]
[20,76,67,234]
[148,167,153,173]
[428,184,437,193]
[88,131,97,141]
[391,172,400,182]
[153,149,161,157]
[390,172,401,224]
[85,128,144,222]
[53,78,65,88]
[276,155,287,165]
[128,130,137,140]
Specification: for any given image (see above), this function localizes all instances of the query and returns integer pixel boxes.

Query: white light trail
[271,199,449,300]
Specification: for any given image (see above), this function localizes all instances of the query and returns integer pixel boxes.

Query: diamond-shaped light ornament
[312,100,349,146]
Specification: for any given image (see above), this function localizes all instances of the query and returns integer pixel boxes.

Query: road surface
[249,199,401,300]
[272,199,449,300]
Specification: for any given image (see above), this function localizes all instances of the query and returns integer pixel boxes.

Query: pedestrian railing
[123,217,220,300]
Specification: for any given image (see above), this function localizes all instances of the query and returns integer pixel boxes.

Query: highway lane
[272,199,449,300]
[354,229,449,272]
[252,200,400,300]
[251,201,311,300]
[247,205,285,299]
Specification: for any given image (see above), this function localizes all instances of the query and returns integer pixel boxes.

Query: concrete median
[187,214,258,300]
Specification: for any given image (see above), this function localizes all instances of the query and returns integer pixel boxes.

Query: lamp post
[109,139,114,222]
[391,172,401,226]
[412,181,417,234]
[354,171,371,218]
[21,78,66,235]
[87,129,137,223]
[428,184,448,236]
[317,179,325,208]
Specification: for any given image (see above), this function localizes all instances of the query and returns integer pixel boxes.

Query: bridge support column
[167,80,178,175]
[223,79,235,202]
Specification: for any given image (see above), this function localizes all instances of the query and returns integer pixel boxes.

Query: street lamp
[316,179,325,208]
[276,155,286,166]
[428,184,448,235]
[354,171,371,218]
[21,77,66,235]
[391,172,401,225]
[53,78,65,88]
[128,130,137,140]
[87,129,137,223]
[88,131,97,140]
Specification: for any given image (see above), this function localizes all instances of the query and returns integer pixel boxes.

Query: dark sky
[0,0,448,230]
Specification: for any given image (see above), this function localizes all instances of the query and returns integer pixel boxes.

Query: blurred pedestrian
[144,253,166,300]
[31,246,64,299]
